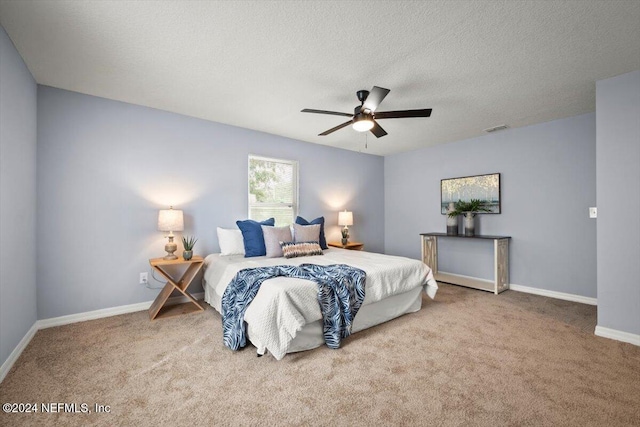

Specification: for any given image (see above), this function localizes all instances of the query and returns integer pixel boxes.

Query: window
[248,155,298,226]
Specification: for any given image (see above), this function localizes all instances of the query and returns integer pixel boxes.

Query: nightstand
[328,241,364,251]
[148,256,205,320]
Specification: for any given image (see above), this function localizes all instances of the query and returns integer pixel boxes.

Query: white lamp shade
[338,211,353,226]
[157,207,184,232]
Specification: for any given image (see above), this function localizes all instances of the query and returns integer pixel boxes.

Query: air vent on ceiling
[484,124,509,133]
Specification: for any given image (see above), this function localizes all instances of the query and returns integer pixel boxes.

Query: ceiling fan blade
[375,109,432,119]
[319,120,352,136]
[370,120,388,138]
[362,86,390,112]
[301,108,352,117]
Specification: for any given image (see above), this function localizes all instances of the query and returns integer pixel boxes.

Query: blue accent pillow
[236,218,275,257]
[295,216,327,249]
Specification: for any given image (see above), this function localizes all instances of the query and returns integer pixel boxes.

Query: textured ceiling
[1,1,639,155]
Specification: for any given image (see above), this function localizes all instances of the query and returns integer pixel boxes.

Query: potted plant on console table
[447,199,492,237]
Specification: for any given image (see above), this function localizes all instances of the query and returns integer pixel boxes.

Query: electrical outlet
[139,272,148,284]
[589,207,597,219]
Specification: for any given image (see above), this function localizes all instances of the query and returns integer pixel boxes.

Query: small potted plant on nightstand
[447,199,492,236]
[182,236,198,260]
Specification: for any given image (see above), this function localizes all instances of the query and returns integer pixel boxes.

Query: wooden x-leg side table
[148,256,205,320]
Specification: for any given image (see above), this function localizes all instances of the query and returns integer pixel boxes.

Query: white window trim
[248,154,299,221]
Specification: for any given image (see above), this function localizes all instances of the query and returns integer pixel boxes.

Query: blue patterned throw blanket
[222,264,366,352]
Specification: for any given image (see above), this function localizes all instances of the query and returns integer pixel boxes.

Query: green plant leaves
[182,235,198,251]
[447,199,492,217]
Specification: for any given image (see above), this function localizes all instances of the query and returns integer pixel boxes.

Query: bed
[203,248,438,359]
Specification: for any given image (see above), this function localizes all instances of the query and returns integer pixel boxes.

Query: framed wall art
[441,173,501,214]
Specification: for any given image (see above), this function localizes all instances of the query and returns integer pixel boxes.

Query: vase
[446,202,458,235]
[183,250,193,260]
[463,213,475,236]
[341,238,348,246]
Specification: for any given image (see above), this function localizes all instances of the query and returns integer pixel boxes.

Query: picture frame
[441,173,501,214]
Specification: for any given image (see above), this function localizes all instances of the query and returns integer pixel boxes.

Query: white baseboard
[0,292,205,383]
[509,284,597,306]
[436,272,598,305]
[38,292,204,329]
[37,301,151,329]
[0,322,38,383]
[438,271,493,284]
[595,326,640,346]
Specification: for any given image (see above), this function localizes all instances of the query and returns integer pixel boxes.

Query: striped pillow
[280,241,323,259]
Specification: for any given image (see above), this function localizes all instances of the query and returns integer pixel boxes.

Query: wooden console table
[420,233,511,294]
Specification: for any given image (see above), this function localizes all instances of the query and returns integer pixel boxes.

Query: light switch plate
[589,207,597,218]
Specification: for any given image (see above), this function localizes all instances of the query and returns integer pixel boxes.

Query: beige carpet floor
[1,284,638,427]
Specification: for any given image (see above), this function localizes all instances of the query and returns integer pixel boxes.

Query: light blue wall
[596,70,640,335]
[0,27,37,367]
[36,86,384,319]
[385,113,597,297]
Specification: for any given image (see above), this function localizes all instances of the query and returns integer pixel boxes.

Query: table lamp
[338,210,353,245]
[157,206,184,260]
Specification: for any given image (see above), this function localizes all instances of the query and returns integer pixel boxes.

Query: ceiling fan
[301,86,432,138]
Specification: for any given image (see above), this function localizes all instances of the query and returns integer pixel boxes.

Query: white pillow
[217,227,245,256]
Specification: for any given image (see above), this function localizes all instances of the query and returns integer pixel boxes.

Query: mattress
[203,248,437,359]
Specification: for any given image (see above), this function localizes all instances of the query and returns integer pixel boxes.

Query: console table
[420,233,511,294]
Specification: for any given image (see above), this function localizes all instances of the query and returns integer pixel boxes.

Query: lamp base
[164,237,178,260]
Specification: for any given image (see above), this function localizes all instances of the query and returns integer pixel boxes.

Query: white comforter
[203,248,437,359]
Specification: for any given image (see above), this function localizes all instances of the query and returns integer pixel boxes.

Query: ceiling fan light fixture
[352,114,374,132]
[302,86,431,138]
